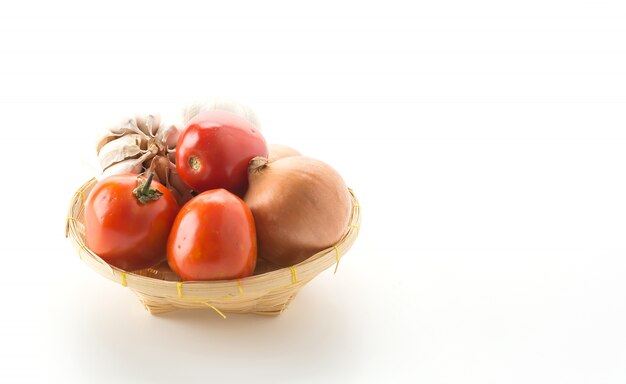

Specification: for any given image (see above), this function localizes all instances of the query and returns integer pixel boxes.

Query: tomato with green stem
[84,173,179,271]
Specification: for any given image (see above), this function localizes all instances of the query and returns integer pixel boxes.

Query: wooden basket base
[133,290,299,317]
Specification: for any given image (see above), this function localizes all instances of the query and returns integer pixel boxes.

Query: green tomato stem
[142,172,155,195]
[134,172,163,205]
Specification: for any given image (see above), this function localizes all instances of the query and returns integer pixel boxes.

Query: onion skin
[268,144,301,163]
[244,156,351,267]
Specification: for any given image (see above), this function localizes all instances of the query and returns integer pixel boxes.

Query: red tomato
[167,189,257,281]
[84,173,179,271]
[176,110,268,196]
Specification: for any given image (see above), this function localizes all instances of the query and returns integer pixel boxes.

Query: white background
[1,0,626,383]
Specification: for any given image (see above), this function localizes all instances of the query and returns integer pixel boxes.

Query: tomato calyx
[188,155,201,171]
[133,173,163,204]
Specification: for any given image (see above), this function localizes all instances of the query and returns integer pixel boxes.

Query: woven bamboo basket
[65,178,361,317]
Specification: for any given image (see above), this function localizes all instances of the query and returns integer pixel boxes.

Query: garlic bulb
[96,114,193,204]
[182,98,261,130]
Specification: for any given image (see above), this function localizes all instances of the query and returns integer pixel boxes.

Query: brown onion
[268,143,301,162]
[244,156,351,267]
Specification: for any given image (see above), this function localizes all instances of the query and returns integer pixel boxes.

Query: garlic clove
[99,158,143,180]
[168,162,194,204]
[98,133,146,170]
[157,124,179,150]
[167,149,176,163]
[96,118,147,153]
[110,118,144,136]
[149,115,162,137]
[135,114,161,137]
[96,132,123,154]
[149,155,170,187]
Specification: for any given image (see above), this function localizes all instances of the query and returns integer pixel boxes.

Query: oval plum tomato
[176,110,268,196]
[167,189,257,281]
[84,173,179,271]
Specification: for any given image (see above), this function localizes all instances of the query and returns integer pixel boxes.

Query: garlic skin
[98,134,146,170]
[95,114,193,204]
[182,98,261,130]
[100,158,144,179]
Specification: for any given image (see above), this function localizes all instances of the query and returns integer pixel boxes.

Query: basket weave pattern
[66,179,361,316]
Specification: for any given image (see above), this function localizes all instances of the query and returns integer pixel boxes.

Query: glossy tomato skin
[176,110,268,196]
[167,189,257,281]
[84,174,179,271]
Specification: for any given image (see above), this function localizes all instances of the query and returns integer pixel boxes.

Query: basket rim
[66,178,361,298]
